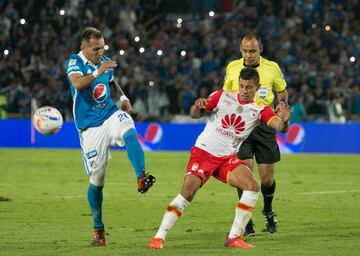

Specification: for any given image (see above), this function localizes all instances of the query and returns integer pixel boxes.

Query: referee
[223,33,289,235]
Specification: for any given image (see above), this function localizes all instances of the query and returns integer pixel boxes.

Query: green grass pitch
[0,149,360,256]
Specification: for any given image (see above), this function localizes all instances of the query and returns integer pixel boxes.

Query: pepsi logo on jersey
[93,84,107,103]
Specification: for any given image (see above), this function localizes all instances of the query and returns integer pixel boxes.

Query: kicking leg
[122,128,156,193]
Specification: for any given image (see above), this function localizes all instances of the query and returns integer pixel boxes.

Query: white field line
[58,192,110,199]
[61,195,87,199]
[298,189,360,195]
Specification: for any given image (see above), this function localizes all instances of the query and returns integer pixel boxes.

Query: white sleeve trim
[67,71,84,77]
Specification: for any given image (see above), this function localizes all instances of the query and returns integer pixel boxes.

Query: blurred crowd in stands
[0,0,359,123]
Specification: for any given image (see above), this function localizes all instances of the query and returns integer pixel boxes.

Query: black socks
[261,180,276,213]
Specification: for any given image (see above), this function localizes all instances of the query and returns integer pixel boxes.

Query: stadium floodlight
[139,47,145,53]
[4,49,9,55]
[60,9,65,15]
[350,56,356,62]
[325,25,331,31]
[119,49,125,55]
[20,18,26,25]
[104,45,109,51]
[209,11,215,17]
[157,49,163,56]
[177,18,183,24]
[181,50,186,57]
[134,36,140,42]
[149,81,154,87]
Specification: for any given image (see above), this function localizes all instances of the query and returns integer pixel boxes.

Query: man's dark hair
[239,67,260,84]
[241,32,263,51]
[81,27,103,42]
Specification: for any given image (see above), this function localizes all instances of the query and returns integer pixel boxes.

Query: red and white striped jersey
[194,90,276,157]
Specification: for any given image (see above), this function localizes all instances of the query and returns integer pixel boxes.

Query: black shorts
[237,123,280,164]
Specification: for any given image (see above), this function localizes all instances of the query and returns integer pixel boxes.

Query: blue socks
[87,183,104,229]
[123,128,145,179]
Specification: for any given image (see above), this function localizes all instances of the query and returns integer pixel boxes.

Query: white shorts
[80,110,135,175]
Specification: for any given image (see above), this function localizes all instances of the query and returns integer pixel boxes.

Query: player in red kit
[149,67,291,249]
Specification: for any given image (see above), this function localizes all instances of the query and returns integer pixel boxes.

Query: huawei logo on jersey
[221,114,245,134]
[93,84,107,103]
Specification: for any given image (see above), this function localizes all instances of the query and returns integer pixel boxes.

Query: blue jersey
[65,52,118,131]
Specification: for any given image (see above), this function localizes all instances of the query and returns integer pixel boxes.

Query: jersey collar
[242,56,262,68]
[78,51,97,67]
[78,51,89,64]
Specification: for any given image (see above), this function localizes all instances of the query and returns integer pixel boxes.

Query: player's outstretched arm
[190,98,208,119]
[268,101,291,133]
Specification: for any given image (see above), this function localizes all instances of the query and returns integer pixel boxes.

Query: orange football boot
[149,238,164,249]
[224,235,254,248]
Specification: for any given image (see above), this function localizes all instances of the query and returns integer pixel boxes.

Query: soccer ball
[33,106,63,135]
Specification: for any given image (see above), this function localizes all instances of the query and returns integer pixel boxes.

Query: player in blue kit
[65,27,156,246]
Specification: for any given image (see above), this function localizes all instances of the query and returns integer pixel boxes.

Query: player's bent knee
[260,176,274,187]
[112,112,136,145]
[181,174,202,201]
[90,170,106,187]
[121,126,138,144]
